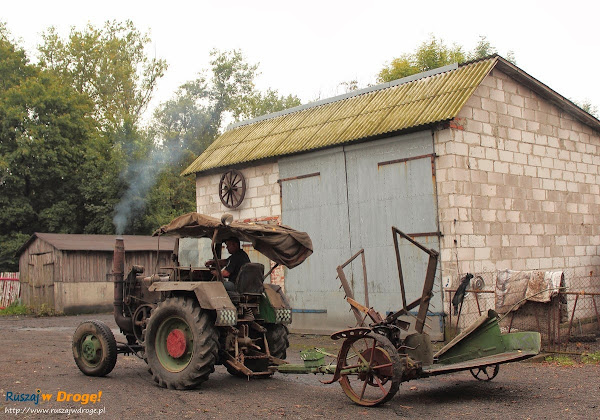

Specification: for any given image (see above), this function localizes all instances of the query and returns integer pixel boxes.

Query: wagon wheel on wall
[219,169,246,209]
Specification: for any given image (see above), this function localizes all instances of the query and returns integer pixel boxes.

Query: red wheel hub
[166,329,187,358]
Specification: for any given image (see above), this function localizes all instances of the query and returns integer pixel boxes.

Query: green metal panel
[182,58,497,175]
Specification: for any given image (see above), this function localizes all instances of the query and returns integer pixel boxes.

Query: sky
[3,0,599,122]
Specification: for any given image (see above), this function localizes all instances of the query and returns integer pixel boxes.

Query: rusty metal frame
[335,227,439,334]
[386,227,439,334]
[336,249,371,325]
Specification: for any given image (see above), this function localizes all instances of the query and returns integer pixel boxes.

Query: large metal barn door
[344,132,443,339]
[279,148,354,331]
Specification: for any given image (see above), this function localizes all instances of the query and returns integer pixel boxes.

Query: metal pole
[565,294,579,347]
[593,296,600,332]
[361,250,369,308]
[392,228,407,311]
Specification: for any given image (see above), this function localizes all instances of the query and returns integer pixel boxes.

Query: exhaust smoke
[113,146,185,235]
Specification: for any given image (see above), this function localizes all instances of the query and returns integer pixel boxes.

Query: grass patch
[0,300,31,316]
[544,355,576,366]
[582,351,600,365]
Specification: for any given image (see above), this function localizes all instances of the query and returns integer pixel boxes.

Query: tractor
[72,212,313,388]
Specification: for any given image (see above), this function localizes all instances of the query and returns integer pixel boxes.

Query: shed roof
[183,55,600,176]
[17,233,176,256]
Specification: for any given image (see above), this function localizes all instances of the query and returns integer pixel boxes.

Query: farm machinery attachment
[272,227,541,407]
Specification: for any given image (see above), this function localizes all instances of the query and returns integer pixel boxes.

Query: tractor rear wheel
[266,324,289,360]
[145,296,219,389]
[72,320,117,377]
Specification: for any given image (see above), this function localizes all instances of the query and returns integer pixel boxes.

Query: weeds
[35,303,56,317]
[544,355,576,366]
[582,351,600,365]
[0,300,31,316]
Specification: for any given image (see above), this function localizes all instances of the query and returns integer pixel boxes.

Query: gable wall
[434,67,600,293]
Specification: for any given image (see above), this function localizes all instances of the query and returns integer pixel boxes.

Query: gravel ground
[1,313,599,419]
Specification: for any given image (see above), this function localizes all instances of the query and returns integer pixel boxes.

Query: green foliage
[470,36,497,60]
[0,300,31,316]
[378,35,515,83]
[1,21,301,266]
[413,36,466,73]
[237,88,301,121]
[0,233,30,271]
[573,99,599,118]
[378,35,466,82]
[544,355,576,366]
[36,21,165,236]
[582,351,600,364]
[139,50,301,235]
[38,20,167,132]
[0,26,102,270]
[35,302,58,317]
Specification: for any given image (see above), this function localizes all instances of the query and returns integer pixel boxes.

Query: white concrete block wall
[435,68,600,297]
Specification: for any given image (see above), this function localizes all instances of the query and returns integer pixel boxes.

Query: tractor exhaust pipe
[113,237,133,334]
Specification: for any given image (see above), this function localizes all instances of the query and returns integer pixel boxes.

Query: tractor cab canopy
[154,212,313,269]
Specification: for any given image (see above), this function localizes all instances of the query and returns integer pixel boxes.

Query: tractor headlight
[216,308,237,326]
[275,308,292,324]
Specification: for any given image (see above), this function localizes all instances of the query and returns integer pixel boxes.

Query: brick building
[183,56,600,335]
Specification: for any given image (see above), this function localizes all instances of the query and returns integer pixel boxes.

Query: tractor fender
[264,284,291,310]
[148,281,237,326]
[263,284,292,324]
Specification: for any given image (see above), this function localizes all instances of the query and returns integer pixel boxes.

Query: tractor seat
[236,263,265,295]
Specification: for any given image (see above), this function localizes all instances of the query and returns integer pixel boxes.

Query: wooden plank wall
[58,250,173,283]
[19,237,173,311]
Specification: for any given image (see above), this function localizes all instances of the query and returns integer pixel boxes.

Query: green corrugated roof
[183,57,498,175]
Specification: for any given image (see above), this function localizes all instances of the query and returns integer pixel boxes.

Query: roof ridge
[227,62,462,131]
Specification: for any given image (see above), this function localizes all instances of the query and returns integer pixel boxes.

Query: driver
[209,237,250,282]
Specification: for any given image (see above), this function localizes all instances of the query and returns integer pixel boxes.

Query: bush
[0,300,31,316]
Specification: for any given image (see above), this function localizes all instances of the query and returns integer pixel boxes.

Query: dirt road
[1,314,598,419]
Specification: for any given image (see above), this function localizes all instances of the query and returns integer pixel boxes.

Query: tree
[378,35,515,83]
[153,49,301,157]
[378,35,466,82]
[469,36,497,60]
[37,21,167,236]
[573,99,599,118]
[38,20,167,133]
[131,50,302,234]
[0,25,97,270]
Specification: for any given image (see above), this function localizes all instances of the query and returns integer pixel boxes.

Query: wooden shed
[17,233,176,314]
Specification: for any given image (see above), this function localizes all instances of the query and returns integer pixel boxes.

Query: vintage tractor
[72,212,313,388]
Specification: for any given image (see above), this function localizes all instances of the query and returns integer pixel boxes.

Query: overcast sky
[3,0,599,121]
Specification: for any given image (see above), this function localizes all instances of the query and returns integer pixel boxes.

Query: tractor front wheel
[145,296,219,389]
[72,320,117,377]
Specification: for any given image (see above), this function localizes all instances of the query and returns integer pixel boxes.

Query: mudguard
[148,281,237,326]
